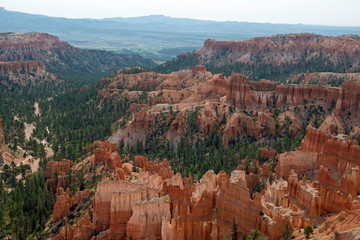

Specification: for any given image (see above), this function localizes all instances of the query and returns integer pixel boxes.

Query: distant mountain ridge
[0,32,155,85]
[1,7,359,61]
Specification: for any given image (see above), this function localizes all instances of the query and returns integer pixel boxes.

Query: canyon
[0,32,155,84]
[102,66,360,148]
[2,31,360,240]
[47,125,360,239]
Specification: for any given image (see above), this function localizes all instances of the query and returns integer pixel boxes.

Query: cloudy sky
[1,0,360,26]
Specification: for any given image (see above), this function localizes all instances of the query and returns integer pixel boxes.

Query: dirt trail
[24,122,36,141]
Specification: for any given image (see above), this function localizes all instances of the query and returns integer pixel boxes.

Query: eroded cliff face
[197,34,360,69]
[0,33,67,61]
[0,60,59,85]
[0,32,155,82]
[289,72,360,86]
[53,187,93,222]
[49,127,360,240]
[50,154,291,240]
[44,159,75,191]
[103,66,360,150]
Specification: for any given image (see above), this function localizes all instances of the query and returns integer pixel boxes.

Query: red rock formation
[0,32,67,61]
[94,149,122,169]
[191,65,207,74]
[275,150,317,178]
[53,187,72,222]
[289,72,360,86]
[127,103,149,113]
[311,209,360,239]
[300,127,360,180]
[212,74,227,95]
[132,108,154,129]
[45,159,73,179]
[222,111,275,145]
[53,214,92,240]
[197,34,360,68]
[126,197,171,240]
[197,109,216,134]
[87,141,117,153]
[223,71,360,116]
[276,127,360,188]
[259,148,276,160]
[134,156,173,180]
[87,141,123,170]
[53,187,92,222]
[92,178,162,238]
[0,61,45,74]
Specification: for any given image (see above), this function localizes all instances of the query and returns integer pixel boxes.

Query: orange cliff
[274,128,360,215]
[81,157,289,240]
[101,65,360,150]
[0,61,45,74]
[50,135,360,240]
[276,127,360,178]
[0,32,67,61]
[225,72,360,114]
[44,159,74,191]
[89,141,122,169]
[197,34,360,68]
[53,187,92,222]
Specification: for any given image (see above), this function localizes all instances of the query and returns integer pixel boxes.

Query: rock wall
[197,34,360,68]
[191,65,207,74]
[300,127,360,182]
[0,61,45,74]
[225,72,360,114]
[44,159,73,179]
[53,187,92,222]
[0,32,67,61]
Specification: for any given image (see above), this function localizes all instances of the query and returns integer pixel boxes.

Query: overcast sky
[1,0,360,26]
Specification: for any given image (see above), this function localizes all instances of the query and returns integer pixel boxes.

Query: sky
[1,0,360,26]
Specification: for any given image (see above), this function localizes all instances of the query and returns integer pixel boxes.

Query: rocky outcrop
[45,159,73,179]
[92,163,165,235]
[275,150,317,178]
[222,111,275,145]
[44,159,75,192]
[134,156,173,180]
[53,187,92,222]
[274,128,360,220]
[0,33,67,61]
[311,209,360,239]
[225,72,360,115]
[289,72,360,86]
[191,65,207,74]
[0,61,45,74]
[126,197,171,240]
[300,127,360,179]
[197,34,360,69]
[86,141,123,169]
[276,127,360,186]
[259,148,276,160]
[0,32,155,80]
[53,213,93,240]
